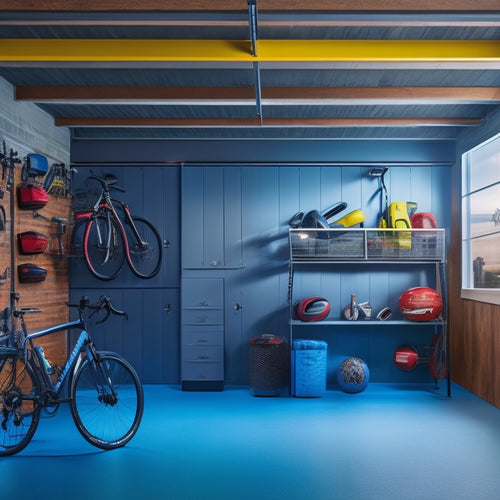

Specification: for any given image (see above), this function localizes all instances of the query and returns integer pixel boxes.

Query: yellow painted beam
[2,39,500,63]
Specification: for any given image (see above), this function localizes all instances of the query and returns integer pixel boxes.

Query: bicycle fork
[93,208,115,265]
[85,343,118,406]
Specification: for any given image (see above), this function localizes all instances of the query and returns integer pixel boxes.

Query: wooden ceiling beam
[54,117,482,127]
[1,0,499,11]
[16,86,500,105]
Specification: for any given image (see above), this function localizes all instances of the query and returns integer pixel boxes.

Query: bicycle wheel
[70,216,88,257]
[0,353,41,456]
[84,212,126,280]
[123,216,162,279]
[70,352,144,450]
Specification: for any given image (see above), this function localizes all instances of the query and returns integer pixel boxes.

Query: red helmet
[398,287,442,322]
[394,345,418,371]
[296,297,330,321]
[411,212,437,229]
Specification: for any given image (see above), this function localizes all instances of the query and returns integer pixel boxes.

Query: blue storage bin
[291,339,328,397]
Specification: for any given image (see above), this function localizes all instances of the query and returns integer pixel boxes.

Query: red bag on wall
[17,184,49,210]
[17,231,48,255]
[17,263,47,283]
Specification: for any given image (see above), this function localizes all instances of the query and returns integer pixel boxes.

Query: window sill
[461,288,500,306]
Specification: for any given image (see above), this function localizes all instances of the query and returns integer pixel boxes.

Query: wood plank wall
[0,166,72,377]
[448,162,500,408]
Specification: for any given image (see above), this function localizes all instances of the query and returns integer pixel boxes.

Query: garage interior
[0,2,499,499]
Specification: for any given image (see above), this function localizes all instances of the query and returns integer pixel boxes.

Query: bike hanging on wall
[72,173,162,280]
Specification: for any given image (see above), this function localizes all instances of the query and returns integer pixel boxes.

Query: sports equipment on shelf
[398,286,443,322]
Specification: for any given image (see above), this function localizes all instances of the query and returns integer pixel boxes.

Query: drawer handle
[198,354,209,360]
[198,337,209,343]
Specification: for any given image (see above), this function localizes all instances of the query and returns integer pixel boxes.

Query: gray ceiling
[1,4,500,141]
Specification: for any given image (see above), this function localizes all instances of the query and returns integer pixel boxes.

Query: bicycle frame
[77,190,147,262]
[21,318,94,401]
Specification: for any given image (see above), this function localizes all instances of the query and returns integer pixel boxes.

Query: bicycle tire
[123,216,162,279]
[70,352,144,450]
[70,216,88,257]
[0,355,41,456]
[84,212,125,280]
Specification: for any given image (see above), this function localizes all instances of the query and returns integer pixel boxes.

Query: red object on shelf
[398,287,442,322]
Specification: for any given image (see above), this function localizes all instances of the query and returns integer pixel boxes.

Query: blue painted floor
[1,383,499,500]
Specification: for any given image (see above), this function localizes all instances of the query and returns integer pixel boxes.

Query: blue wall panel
[72,138,452,385]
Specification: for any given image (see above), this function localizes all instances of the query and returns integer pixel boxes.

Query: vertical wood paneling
[320,167,342,215]
[203,168,224,267]
[11,168,72,369]
[224,167,242,268]
[181,166,204,268]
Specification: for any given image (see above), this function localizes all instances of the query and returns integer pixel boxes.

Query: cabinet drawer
[182,308,223,325]
[182,362,224,381]
[182,345,223,363]
[182,278,223,308]
[183,327,223,346]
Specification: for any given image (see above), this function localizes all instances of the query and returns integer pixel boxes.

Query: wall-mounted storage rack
[288,227,450,395]
[289,227,445,262]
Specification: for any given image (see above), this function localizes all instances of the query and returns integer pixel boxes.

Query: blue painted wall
[71,139,453,386]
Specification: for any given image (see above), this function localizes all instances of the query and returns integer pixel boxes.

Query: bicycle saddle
[104,173,119,185]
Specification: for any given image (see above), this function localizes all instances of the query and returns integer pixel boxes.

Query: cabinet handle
[163,304,172,313]
[234,303,243,311]
[163,239,170,248]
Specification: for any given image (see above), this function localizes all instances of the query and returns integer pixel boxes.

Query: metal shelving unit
[288,227,450,395]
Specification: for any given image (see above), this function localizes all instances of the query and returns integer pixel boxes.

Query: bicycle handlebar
[88,173,126,193]
[66,296,128,323]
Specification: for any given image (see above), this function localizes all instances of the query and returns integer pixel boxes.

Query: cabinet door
[182,166,242,269]
[69,287,180,384]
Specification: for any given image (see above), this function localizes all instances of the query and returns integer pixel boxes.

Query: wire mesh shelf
[289,228,445,262]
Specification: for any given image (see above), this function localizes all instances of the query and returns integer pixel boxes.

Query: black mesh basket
[248,335,290,396]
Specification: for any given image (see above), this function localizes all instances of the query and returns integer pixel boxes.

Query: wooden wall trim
[0,0,498,11]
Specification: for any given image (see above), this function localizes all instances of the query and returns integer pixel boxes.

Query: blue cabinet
[181,166,242,269]
[181,277,224,390]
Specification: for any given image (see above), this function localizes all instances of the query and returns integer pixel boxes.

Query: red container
[17,184,49,210]
[17,231,48,255]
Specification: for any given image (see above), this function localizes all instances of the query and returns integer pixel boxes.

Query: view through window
[462,132,500,304]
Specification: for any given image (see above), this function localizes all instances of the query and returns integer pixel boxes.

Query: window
[462,132,500,305]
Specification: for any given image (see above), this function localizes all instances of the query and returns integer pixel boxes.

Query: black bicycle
[0,295,144,456]
[73,173,162,280]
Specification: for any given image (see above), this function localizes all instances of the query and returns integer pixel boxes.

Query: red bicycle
[73,173,162,280]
